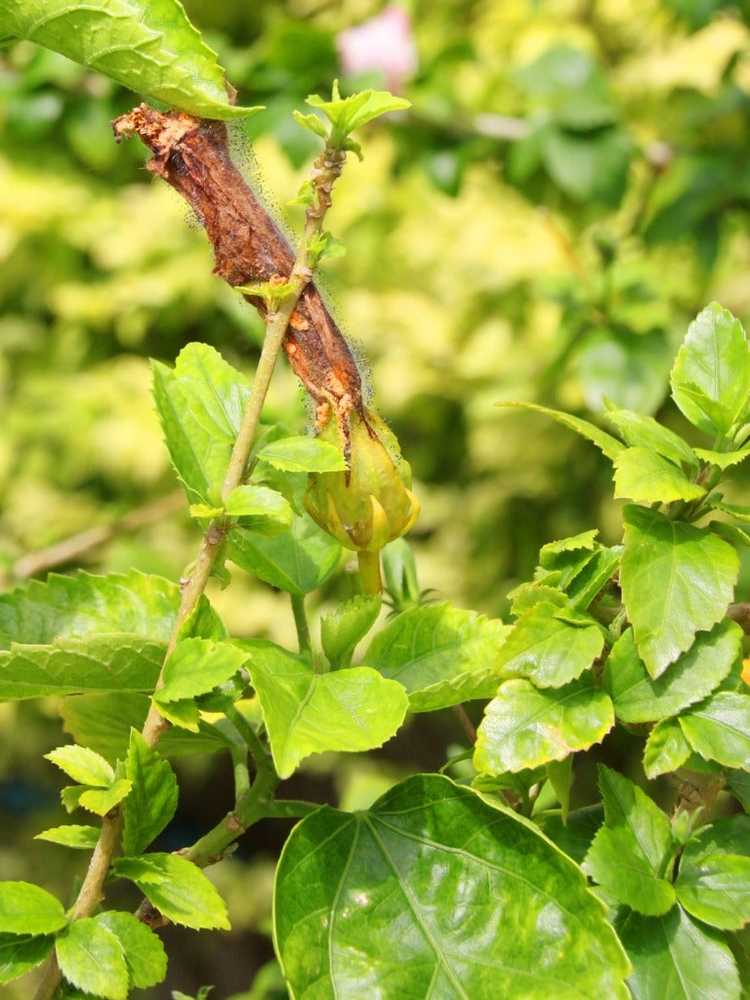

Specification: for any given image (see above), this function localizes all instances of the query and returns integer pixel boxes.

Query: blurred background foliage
[4,0,750,995]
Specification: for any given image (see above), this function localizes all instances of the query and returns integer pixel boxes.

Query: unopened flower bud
[305,408,419,554]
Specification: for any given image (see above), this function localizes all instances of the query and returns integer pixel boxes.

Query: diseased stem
[291,593,312,654]
[35,122,349,1000]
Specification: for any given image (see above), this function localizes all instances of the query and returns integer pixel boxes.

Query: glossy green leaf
[676,816,750,929]
[537,545,598,590]
[321,594,381,669]
[584,766,675,915]
[256,435,346,473]
[0,569,220,648]
[364,602,510,711]
[603,408,698,470]
[670,303,750,435]
[239,640,407,778]
[152,344,251,505]
[156,638,248,702]
[493,601,604,688]
[274,774,629,998]
[0,636,163,701]
[620,906,741,1000]
[604,621,741,723]
[695,446,750,469]
[621,505,738,677]
[497,401,624,460]
[613,448,704,504]
[56,917,128,1000]
[0,933,53,984]
[474,677,614,773]
[0,882,66,935]
[112,853,229,930]
[34,825,100,850]
[643,719,691,779]
[224,485,293,526]
[680,691,750,769]
[229,513,341,596]
[536,804,604,864]
[122,730,178,856]
[45,744,114,787]
[95,911,167,990]
[0,0,258,120]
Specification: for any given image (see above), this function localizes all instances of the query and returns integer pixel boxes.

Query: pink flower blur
[337,6,418,94]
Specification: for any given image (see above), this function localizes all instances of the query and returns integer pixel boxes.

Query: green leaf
[0,569,220,649]
[56,917,128,1000]
[695,446,750,469]
[257,435,346,473]
[321,595,381,669]
[621,505,738,677]
[603,408,699,470]
[536,804,604,864]
[95,911,167,990]
[584,766,676,915]
[153,697,200,733]
[497,401,624,460]
[620,906,741,1000]
[45,744,114,787]
[152,344,251,505]
[566,545,622,610]
[239,640,407,779]
[604,622,741,723]
[0,933,53,984]
[274,774,630,999]
[537,545,598,590]
[306,83,410,138]
[156,638,249,702]
[613,448,705,504]
[78,779,133,817]
[224,485,293,525]
[712,500,750,523]
[643,719,691,779]
[364,603,511,712]
[112,854,229,930]
[0,1,259,120]
[0,882,66,935]
[680,691,750,768]
[34,825,100,850]
[676,816,750,929]
[547,756,573,823]
[728,770,750,813]
[60,692,232,762]
[229,513,341,596]
[122,730,178,856]
[539,529,599,557]
[0,636,163,702]
[671,303,750,436]
[474,677,614,773]
[493,601,604,688]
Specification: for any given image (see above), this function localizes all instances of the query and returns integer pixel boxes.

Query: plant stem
[33,811,122,1000]
[291,593,312,654]
[33,135,349,1000]
[452,704,477,744]
[358,550,383,594]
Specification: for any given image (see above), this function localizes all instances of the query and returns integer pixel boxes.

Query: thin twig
[291,593,312,655]
[12,491,183,581]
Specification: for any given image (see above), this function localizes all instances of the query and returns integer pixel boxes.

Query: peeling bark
[113,104,364,426]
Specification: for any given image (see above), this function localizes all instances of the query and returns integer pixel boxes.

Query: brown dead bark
[112,104,364,427]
